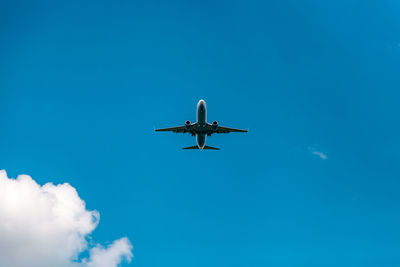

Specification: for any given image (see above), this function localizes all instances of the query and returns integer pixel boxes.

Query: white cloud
[0,170,133,267]
[311,150,327,160]
[308,145,327,160]
[85,238,133,267]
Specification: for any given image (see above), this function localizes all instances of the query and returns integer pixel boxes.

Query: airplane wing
[216,126,248,133]
[207,124,248,134]
[155,126,187,133]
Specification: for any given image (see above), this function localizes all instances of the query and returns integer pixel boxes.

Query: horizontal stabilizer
[203,145,220,150]
[182,145,220,150]
[182,146,199,150]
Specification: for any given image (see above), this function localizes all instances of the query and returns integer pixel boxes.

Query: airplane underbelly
[197,134,206,148]
[198,113,206,124]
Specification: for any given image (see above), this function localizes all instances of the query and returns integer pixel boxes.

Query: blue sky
[1,0,400,266]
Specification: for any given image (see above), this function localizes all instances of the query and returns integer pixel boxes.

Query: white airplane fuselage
[196,99,207,149]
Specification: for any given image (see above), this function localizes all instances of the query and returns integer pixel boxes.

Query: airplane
[155,99,248,150]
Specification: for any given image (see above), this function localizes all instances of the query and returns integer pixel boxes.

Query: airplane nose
[197,99,206,112]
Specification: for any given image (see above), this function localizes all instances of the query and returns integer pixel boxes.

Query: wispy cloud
[308,145,327,160]
[311,150,327,160]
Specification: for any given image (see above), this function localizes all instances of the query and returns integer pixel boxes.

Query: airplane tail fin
[182,145,220,150]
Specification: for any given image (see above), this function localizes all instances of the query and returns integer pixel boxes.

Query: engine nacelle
[185,120,191,130]
[212,121,218,130]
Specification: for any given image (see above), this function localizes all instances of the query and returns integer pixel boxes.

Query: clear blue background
[1,0,400,266]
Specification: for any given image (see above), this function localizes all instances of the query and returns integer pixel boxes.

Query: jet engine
[185,120,191,130]
[212,121,218,130]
